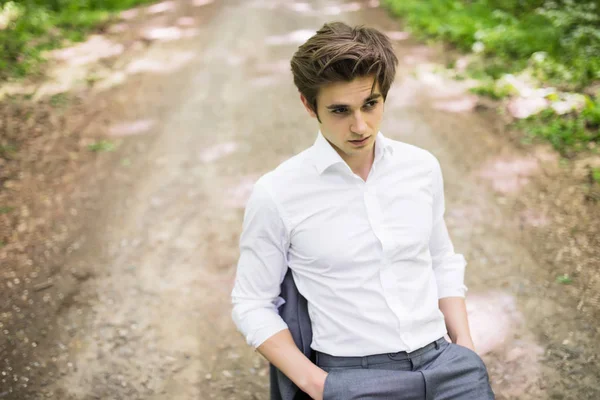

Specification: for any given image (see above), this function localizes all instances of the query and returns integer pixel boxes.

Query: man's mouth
[349,137,369,144]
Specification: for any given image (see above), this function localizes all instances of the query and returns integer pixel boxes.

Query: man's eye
[364,100,378,109]
[332,108,348,114]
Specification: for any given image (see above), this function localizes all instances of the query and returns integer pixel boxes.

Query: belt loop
[434,340,440,350]
[361,356,368,368]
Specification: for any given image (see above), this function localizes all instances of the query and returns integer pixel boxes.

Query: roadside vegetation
[383,0,600,157]
[0,0,155,80]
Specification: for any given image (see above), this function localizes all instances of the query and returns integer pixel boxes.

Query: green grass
[517,95,600,155]
[469,80,515,100]
[556,274,573,284]
[87,139,115,152]
[0,144,18,155]
[0,0,157,80]
[382,0,600,90]
[382,0,600,155]
[593,168,600,184]
[0,206,15,214]
[49,92,69,107]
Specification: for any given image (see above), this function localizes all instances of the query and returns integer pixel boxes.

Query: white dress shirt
[231,131,467,357]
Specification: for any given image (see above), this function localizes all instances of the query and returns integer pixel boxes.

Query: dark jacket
[270,269,313,400]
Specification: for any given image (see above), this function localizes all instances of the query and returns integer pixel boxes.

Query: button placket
[363,186,384,244]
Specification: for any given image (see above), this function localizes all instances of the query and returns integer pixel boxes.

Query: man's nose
[351,112,368,134]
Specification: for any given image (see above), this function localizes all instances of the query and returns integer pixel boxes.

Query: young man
[231,22,495,400]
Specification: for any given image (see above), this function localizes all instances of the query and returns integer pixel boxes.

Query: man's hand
[257,330,329,400]
[304,369,328,400]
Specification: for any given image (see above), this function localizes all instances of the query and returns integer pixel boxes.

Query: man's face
[302,75,384,161]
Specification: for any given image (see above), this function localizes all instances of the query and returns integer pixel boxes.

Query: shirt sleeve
[429,156,468,299]
[231,180,290,349]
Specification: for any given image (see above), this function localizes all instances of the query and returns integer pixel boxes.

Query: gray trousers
[317,338,495,400]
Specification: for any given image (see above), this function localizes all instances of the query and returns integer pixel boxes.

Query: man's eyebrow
[325,93,382,109]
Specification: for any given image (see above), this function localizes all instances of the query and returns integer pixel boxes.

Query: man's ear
[300,94,318,119]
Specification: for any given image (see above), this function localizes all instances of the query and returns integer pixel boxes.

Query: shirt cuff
[434,254,467,299]
[232,303,290,349]
[250,322,289,349]
[437,283,468,299]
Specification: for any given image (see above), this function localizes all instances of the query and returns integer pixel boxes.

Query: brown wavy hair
[290,22,398,121]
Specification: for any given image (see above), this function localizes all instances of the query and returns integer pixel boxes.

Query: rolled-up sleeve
[429,157,468,299]
[231,180,290,349]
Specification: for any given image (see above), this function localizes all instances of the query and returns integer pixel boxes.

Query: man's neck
[343,147,375,181]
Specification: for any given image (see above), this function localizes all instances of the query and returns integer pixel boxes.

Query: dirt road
[2,0,599,399]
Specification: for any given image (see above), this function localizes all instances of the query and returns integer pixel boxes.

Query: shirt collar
[312,131,394,175]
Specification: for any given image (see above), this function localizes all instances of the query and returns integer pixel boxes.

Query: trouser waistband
[315,337,447,368]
